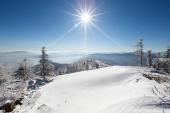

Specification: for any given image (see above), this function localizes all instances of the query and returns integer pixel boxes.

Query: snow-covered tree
[0,64,25,101]
[167,61,170,73]
[165,46,170,58]
[135,39,144,66]
[13,59,30,81]
[0,65,12,83]
[147,50,153,68]
[39,46,55,80]
[0,68,5,84]
[154,52,161,70]
[85,62,89,70]
[95,62,99,69]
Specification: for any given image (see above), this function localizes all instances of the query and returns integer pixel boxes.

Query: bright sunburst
[48,0,122,53]
[80,13,91,24]
[67,0,104,28]
[47,0,124,55]
[72,7,94,27]
[66,0,110,53]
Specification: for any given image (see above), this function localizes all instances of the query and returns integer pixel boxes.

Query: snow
[17,66,170,113]
[159,58,170,62]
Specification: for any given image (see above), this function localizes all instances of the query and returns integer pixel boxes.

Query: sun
[48,1,121,53]
[67,1,105,28]
[64,0,110,54]
[76,8,93,27]
[80,13,91,24]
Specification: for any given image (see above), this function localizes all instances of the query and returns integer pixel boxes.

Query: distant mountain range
[0,51,148,68]
[88,53,147,66]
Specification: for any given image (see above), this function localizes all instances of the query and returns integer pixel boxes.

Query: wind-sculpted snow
[16,66,170,113]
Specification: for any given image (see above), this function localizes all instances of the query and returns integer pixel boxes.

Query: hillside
[15,66,170,113]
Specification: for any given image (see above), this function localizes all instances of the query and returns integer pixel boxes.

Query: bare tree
[135,39,144,66]
[39,46,55,80]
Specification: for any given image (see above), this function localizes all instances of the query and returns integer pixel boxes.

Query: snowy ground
[15,66,170,113]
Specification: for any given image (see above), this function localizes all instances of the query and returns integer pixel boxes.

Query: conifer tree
[13,59,29,81]
[135,39,144,66]
[154,52,161,69]
[165,46,170,58]
[147,50,153,68]
[39,46,55,80]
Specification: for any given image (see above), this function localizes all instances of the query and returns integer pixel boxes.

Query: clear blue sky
[0,0,169,52]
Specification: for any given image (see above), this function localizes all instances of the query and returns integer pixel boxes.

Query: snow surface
[16,66,170,113]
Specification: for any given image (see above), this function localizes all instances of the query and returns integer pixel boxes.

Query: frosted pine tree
[39,46,55,80]
[154,52,161,70]
[0,67,5,85]
[0,65,24,102]
[147,50,153,68]
[135,39,144,66]
[11,59,30,98]
[165,46,170,58]
[13,59,30,81]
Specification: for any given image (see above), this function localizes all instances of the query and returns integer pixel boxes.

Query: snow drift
[16,66,170,113]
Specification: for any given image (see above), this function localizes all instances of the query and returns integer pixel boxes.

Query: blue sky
[0,0,169,52]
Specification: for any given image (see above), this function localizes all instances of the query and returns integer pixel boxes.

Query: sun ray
[84,19,87,55]
[91,12,107,18]
[89,21,124,49]
[48,22,81,48]
[65,12,81,18]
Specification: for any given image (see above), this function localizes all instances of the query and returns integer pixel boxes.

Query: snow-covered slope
[17,66,170,113]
